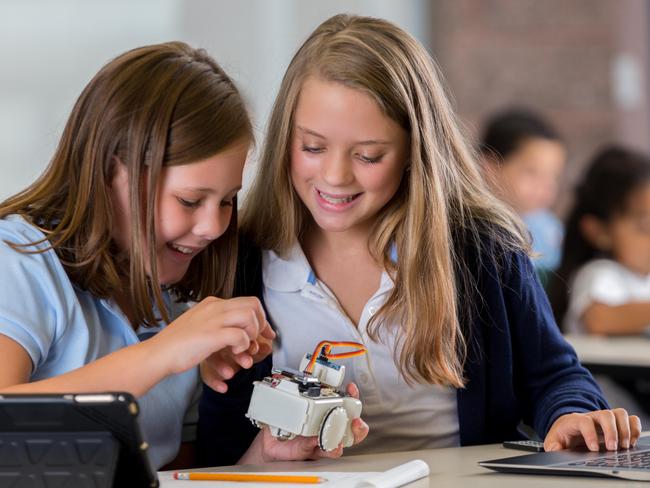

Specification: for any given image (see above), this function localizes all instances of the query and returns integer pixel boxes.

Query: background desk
[564,334,650,379]
[160,442,644,487]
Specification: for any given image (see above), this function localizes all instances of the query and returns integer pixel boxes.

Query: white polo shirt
[263,243,460,454]
[564,258,650,334]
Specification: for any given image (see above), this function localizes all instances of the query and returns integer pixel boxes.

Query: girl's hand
[239,383,369,464]
[150,296,272,377]
[201,332,275,393]
[544,409,642,452]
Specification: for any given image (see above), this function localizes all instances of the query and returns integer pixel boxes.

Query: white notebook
[159,459,430,488]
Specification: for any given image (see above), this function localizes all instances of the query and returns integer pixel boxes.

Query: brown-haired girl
[0,42,353,469]
[199,15,641,464]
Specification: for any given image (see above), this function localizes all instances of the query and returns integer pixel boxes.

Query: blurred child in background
[480,109,567,284]
[548,145,650,422]
[550,146,650,335]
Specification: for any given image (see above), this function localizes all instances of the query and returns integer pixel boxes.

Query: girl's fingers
[612,408,631,449]
[217,309,261,340]
[208,378,228,393]
[218,296,267,331]
[346,382,360,399]
[213,327,251,354]
[260,321,276,340]
[200,362,229,393]
[317,444,344,459]
[232,351,253,369]
[589,410,618,451]
[546,409,642,453]
[630,415,642,447]
[351,417,369,444]
[575,415,600,451]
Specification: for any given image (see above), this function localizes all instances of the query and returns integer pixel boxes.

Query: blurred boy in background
[480,108,567,285]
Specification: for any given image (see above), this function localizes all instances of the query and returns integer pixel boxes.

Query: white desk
[159,442,646,487]
[564,334,650,379]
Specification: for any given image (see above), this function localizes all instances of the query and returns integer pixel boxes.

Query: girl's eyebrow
[296,125,391,145]
[182,185,242,195]
[296,125,326,139]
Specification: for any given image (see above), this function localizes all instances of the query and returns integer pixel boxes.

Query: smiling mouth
[317,189,361,204]
[167,243,200,256]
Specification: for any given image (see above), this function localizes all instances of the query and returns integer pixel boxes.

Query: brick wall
[429,0,650,213]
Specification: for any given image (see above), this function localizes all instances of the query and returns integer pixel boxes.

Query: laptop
[480,436,650,481]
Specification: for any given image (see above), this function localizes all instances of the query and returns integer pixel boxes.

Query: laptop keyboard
[567,450,650,470]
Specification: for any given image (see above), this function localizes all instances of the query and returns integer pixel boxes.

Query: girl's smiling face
[290,77,409,237]
[110,141,248,285]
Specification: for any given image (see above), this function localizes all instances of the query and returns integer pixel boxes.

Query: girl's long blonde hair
[241,14,528,387]
[0,42,252,327]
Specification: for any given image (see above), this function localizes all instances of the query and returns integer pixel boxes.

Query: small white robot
[246,341,367,452]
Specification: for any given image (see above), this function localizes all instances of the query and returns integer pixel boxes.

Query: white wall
[0,0,431,199]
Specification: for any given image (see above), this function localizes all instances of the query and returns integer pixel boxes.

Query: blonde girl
[199,15,640,463]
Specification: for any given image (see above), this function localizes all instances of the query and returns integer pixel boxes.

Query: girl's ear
[579,214,612,251]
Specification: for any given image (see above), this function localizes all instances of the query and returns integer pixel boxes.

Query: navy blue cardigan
[197,234,607,466]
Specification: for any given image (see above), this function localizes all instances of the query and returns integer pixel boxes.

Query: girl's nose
[194,208,230,241]
[321,152,354,186]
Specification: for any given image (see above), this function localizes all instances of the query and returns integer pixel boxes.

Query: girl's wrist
[238,431,266,465]
[136,335,175,382]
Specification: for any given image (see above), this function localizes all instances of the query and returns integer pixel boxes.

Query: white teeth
[171,244,194,255]
[318,191,356,204]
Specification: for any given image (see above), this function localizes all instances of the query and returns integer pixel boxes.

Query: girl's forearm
[583,301,650,335]
[0,340,170,397]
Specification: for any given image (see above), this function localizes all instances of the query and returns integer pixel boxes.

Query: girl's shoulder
[0,214,71,294]
[0,214,50,247]
[454,221,528,273]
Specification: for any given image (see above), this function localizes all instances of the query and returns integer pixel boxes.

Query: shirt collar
[263,242,315,292]
[263,241,396,295]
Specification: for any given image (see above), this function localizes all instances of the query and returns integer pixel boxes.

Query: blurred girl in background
[550,146,650,334]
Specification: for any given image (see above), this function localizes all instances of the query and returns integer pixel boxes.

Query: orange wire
[304,340,367,375]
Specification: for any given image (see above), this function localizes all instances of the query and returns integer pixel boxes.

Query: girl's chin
[157,268,189,287]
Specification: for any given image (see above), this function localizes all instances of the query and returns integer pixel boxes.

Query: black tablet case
[0,393,158,488]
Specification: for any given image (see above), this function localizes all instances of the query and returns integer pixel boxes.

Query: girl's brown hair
[0,41,252,327]
[241,14,528,387]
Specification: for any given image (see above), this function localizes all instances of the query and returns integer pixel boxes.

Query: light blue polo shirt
[0,214,199,469]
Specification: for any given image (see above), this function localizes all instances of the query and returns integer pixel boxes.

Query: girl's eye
[358,154,383,164]
[301,145,324,154]
[220,200,235,208]
[177,197,200,208]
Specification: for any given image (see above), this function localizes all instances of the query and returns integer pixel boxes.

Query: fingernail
[607,441,617,451]
[622,441,630,449]
[590,441,599,451]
